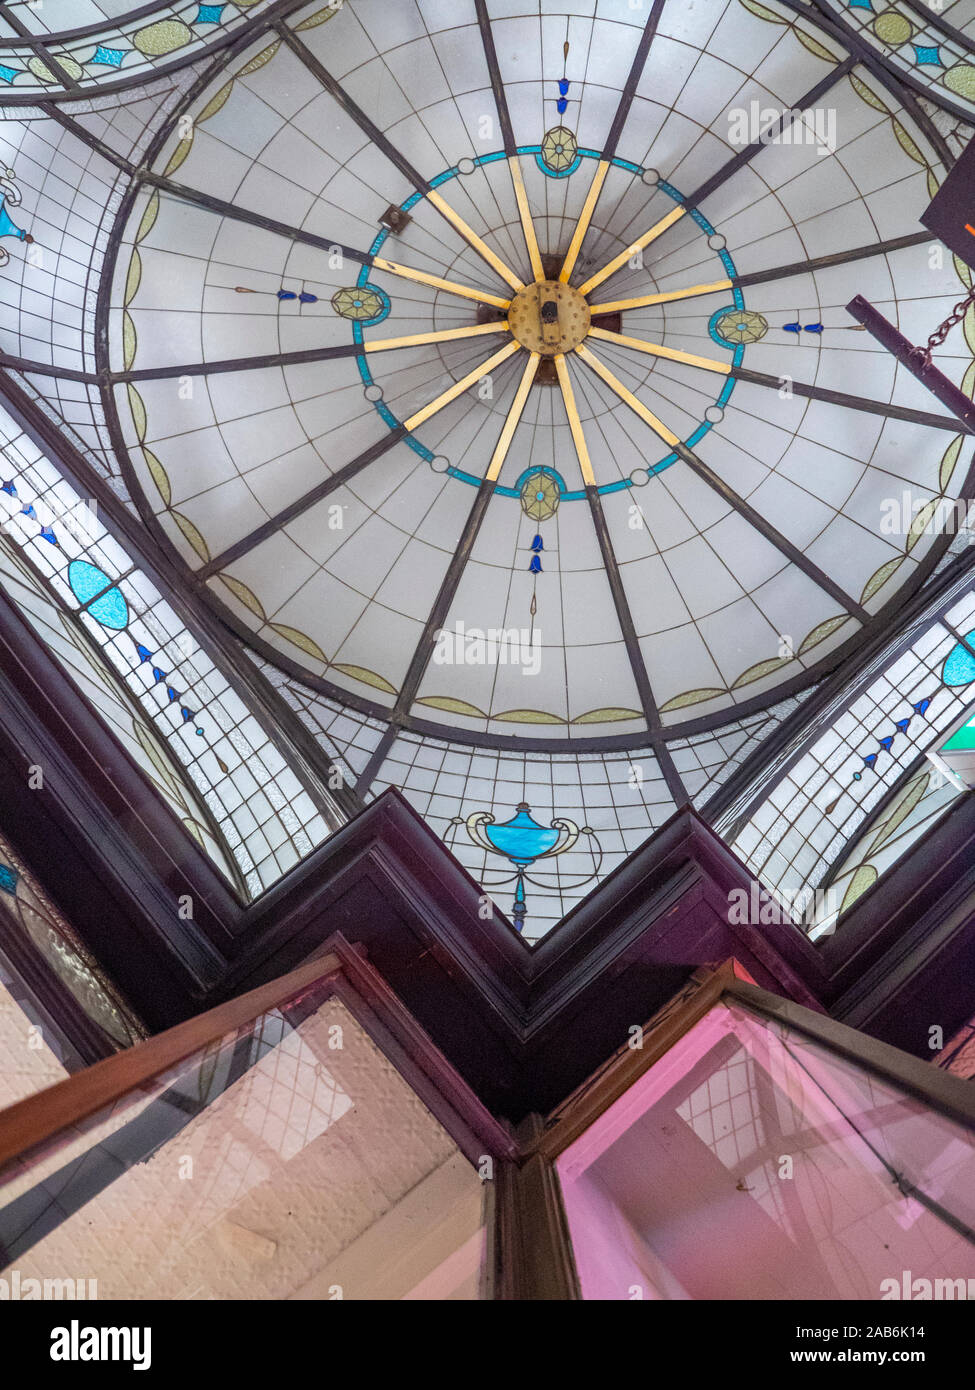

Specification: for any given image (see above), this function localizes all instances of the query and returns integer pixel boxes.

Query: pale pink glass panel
[558,1001,975,1300]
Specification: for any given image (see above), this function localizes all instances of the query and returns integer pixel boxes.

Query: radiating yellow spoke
[509,156,544,283]
[554,353,596,486]
[486,352,540,482]
[574,342,678,446]
[404,340,522,431]
[427,189,525,291]
[365,321,510,353]
[560,160,610,284]
[578,205,686,297]
[588,325,732,376]
[592,278,733,314]
[372,255,511,309]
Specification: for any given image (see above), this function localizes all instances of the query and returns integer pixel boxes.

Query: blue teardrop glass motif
[67,560,129,630]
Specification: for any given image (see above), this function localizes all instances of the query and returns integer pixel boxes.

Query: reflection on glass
[0,987,489,1300]
[558,1001,975,1300]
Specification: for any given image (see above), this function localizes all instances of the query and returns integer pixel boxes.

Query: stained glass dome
[100,0,970,747]
[1,0,974,934]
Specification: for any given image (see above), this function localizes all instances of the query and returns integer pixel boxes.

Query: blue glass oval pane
[67,560,129,630]
[943,631,975,687]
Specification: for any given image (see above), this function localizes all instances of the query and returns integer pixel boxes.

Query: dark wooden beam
[846,294,975,432]
[115,341,365,384]
[671,438,870,622]
[586,484,688,804]
[193,426,408,580]
[355,358,542,796]
[0,4,82,90]
[779,0,971,135]
[354,725,397,798]
[0,354,98,385]
[733,364,975,435]
[274,22,430,194]
[475,0,515,157]
[902,0,975,53]
[733,231,932,291]
[388,476,496,714]
[689,55,857,207]
[602,0,668,161]
[41,101,137,175]
[141,171,373,268]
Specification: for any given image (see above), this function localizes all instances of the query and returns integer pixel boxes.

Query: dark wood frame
[4,947,975,1299]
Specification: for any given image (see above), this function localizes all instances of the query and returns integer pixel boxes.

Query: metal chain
[912,282,975,368]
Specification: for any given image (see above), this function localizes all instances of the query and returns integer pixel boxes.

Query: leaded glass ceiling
[1,0,974,936]
[820,0,975,120]
[0,2,286,96]
[100,0,974,747]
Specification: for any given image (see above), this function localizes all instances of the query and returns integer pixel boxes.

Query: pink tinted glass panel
[557,1002,975,1300]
